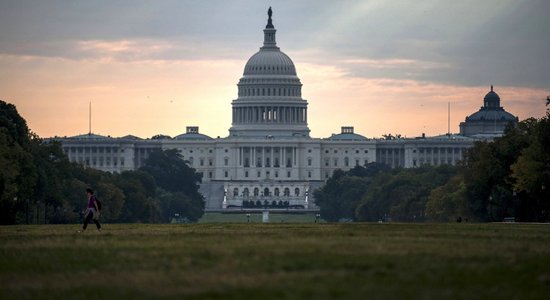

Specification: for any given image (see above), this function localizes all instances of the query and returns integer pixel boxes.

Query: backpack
[94,196,102,211]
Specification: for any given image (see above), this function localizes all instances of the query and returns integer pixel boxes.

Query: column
[282,147,286,168]
[270,147,274,169]
[252,146,255,168]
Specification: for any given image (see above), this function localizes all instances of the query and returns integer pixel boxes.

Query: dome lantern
[483,85,501,108]
[261,7,278,50]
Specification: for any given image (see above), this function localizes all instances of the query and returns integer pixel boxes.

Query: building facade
[53,9,517,210]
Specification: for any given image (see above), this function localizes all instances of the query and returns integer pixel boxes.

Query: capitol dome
[243,51,297,76]
[228,7,310,139]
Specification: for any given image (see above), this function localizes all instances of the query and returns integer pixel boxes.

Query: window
[209,159,213,166]
[334,158,338,166]
[364,150,368,153]
[257,171,261,177]
[200,159,204,166]
[208,172,212,178]
[295,188,300,196]
[224,149,228,153]
[264,188,270,196]
[275,171,279,178]
[308,171,312,178]
[224,157,229,166]
[308,158,312,166]
[287,171,291,178]
[344,157,349,167]
[245,171,249,178]
[243,188,249,197]
[233,188,239,197]
[284,188,290,197]
[224,171,228,178]
[254,188,259,196]
[325,159,329,167]
[274,188,280,196]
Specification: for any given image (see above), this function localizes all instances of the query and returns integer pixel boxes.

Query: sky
[1,0,548,139]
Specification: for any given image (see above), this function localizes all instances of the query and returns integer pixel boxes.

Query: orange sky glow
[1,1,548,139]
[2,51,546,140]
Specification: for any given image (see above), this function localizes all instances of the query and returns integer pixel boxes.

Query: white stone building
[53,9,518,210]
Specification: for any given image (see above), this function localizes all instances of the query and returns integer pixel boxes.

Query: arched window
[254,188,259,196]
[264,188,270,196]
[344,157,349,167]
[295,188,300,196]
[233,188,239,197]
[274,188,280,196]
[284,188,290,197]
[243,188,249,197]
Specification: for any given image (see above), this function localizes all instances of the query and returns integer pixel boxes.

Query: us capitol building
[53,9,518,210]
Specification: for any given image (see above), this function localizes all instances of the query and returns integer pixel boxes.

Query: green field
[1,223,550,299]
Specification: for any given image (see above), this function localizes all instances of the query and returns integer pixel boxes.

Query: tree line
[315,110,550,222]
[0,100,204,225]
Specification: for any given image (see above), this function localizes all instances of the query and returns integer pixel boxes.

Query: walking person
[81,188,101,232]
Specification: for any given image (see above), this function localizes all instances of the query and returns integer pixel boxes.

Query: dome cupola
[483,85,501,108]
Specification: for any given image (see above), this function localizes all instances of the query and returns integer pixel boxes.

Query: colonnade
[237,146,298,168]
[232,106,307,124]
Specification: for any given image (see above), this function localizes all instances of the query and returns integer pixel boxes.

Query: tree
[425,175,469,221]
[116,170,158,222]
[314,164,388,222]
[0,100,36,224]
[356,165,457,222]
[460,118,538,221]
[510,112,550,221]
[140,149,205,221]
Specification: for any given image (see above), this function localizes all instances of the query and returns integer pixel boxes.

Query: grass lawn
[1,223,550,299]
